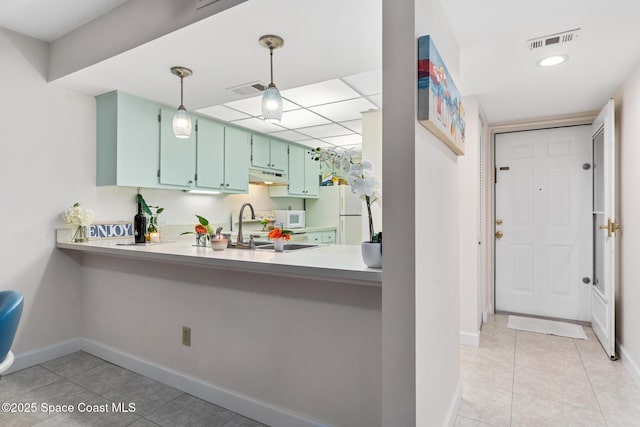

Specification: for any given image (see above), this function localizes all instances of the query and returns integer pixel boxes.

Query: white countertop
[56,236,381,286]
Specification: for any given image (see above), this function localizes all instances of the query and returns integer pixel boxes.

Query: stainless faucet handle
[249,234,260,249]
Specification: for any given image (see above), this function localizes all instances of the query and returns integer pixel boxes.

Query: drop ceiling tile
[336,144,363,152]
[367,94,382,108]
[339,119,363,133]
[296,139,324,148]
[231,117,286,133]
[196,105,251,121]
[280,79,361,108]
[309,98,377,122]
[296,123,355,139]
[342,69,382,96]
[268,130,310,142]
[224,95,299,117]
[321,134,363,146]
[278,109,330,129]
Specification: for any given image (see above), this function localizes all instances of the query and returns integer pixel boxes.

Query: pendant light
[259,35,284,123]
[170,66,193,138]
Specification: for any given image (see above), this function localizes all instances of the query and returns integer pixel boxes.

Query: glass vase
[195,233,208,247]
[72,225,88,243]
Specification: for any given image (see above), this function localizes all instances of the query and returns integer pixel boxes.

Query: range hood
[248,168,289,185]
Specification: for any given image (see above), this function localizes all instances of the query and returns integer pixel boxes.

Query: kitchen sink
[256,243,319,251]
[227,241,273,249]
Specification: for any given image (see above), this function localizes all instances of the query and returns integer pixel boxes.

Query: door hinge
[157,113,161,122]
[195,122,198,132]
[494,167,497,184]
[157,169,161,178]
[194,173,198,181]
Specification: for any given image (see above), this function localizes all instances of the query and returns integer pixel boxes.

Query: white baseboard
[459,331,480,347]
[13,338,331,427]
[444,380,462,427]
[617,341,640,388]
[9,338,82,374]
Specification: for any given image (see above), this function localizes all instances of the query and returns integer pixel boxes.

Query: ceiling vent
[227,82,266,96]
[527,28,581,50]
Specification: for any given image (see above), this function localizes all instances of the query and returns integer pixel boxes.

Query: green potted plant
[137,194,164,242]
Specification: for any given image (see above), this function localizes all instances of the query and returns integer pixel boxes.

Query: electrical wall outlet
[182,326,191,347]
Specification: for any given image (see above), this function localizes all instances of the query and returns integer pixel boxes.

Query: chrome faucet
[236,202,255,246]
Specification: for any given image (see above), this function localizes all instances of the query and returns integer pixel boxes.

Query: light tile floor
[455,314,640,426]
[0,351,268,427]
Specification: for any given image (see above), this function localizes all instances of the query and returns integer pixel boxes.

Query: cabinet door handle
[188,180,193,184]
[226,183,230,187]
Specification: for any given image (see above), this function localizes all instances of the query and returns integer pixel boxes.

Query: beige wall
[614,60,640,375]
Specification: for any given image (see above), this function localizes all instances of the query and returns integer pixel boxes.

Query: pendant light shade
[259,35,284,123]
[262,84,283,123]
[170,66,193,139]
[173,106,192,138]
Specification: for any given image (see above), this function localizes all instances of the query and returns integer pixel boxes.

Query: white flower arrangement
[313,148,381,243]
[62,202,95,227]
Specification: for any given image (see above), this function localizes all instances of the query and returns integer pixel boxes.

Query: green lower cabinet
[269,145,320,198]
[96,91,163,188]
[307,231,336,244]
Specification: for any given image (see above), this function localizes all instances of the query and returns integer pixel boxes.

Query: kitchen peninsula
[56,233,382,427]
[56,236,381,285]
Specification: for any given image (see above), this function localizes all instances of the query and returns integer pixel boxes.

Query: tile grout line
[509,329,517,427]
[573,337,609,425]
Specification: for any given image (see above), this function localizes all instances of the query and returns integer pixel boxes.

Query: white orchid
[63,202,95,226]
[313,148,382,243]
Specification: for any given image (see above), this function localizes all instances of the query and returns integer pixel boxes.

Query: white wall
[382,0,462,424]
[362,109,382,240]
[459,96,482,346]
[81,255,381,427]
[415,0,463,423]
[613,60,640,377]
[0,28,90,354]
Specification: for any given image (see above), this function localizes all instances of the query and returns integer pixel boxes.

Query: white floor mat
[507,315,587,340]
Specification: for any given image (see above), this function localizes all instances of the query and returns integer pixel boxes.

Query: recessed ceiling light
[537,54,568,67]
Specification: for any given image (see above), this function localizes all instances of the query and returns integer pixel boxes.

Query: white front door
[592,99,617,359]
[495,126,592,321]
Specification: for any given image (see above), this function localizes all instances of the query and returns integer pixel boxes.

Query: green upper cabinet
[96,91,162,188]
[195,119,225,190]
[251,135,288,172]
[224,127,251,193]
[195,119,250,193]
[270,145,320,198]
[159,107,196,188]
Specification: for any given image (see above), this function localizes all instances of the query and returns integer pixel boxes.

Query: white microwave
[273,210,306,229]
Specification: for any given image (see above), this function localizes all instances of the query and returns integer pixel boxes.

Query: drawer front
[322,231,336,244]
[307,232,322,244]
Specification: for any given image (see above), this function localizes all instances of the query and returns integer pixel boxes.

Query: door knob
[496,219,503,225]
[495,231,503,239]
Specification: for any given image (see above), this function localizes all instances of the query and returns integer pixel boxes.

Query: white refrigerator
[306,185,363,245]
